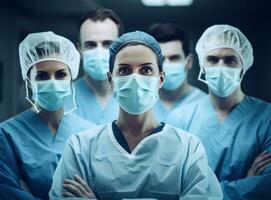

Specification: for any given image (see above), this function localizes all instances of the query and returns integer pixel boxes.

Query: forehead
[205,48,240,59]
[32,60,68,72]
[115,45,157,65]
[80,18,119,43]
[160,40,184,57]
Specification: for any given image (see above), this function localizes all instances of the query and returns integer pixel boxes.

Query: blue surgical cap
[109,31,163,72]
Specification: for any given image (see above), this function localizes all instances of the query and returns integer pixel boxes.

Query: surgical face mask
[113,73,159,115]
[30,80,72,111]
[198,66,242,98]
[163,61,187,90]
[82,48,110,80]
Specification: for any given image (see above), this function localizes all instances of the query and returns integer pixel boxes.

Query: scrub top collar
[111,120,165,154]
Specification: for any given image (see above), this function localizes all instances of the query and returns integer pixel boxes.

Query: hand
[62,175,97,199]
[247,151,271,177]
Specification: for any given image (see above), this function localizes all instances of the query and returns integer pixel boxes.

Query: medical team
[0,7,270,200]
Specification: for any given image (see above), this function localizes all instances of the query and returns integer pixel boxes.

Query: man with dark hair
[65,8,123,124]
[148,23,206,122]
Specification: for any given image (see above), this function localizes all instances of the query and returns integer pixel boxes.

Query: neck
[209,88,245,119]
[84,74,112,97]
[37,108,64,134]
[116,109,159,137]
[159,80,192,108]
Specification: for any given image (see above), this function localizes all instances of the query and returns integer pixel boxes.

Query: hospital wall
[1,3,271,122]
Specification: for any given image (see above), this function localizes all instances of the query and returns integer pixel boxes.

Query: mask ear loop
[198,66,208,84]
[64,82,78,115]
[239,67,245,82]
[24,80,41,113]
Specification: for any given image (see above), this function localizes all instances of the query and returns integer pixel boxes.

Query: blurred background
[0,0,270,122]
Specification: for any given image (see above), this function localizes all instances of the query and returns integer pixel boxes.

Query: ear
[76,42,83,56]
[185,53,193,70]
[158,70,165,89]
[76,42,80,49]
[107,71,113,88]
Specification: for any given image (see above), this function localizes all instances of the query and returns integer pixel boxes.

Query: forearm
[220,173,271,200]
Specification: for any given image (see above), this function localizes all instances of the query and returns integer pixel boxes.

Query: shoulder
[163,124,202,148]
[246,96,271,116]
[248,96,271,107]
[167,96,207,128]
[0,109,32,133]
[74,77,87,90]
[67,123,109,151]
[65,113,96,128]
[192,87,207,98]
[162,124,206,163]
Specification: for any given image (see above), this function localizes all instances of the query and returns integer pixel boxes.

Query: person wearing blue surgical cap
[167,24,271,200]
[0,32,94,200]
[64,8,124,124]
[148,23,206,122]
[49,31,223,200]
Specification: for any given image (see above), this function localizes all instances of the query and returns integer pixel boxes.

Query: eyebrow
[83,41,97,46]
[140,62,154,66]
[118,62,154,66]
[224,55,238,60]
[169,55,182,59]
[207,55,238,59]
[102,40,114,43]
[117,63,131,67]
[36,69,69,73]
[36,70,48,74]
[55,69,69,73]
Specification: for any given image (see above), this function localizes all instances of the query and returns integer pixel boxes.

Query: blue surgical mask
[113,73,159,115]
[163,61,187,90]
[198,66,242,97]
[82,48,110,80]
[31,80,71,111]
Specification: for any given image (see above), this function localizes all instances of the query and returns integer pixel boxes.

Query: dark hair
[148,23,191,56]
[77,8,124,39]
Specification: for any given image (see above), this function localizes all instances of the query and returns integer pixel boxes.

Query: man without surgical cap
[167,24,271,199]
[64,8,124,124]
[148,23,206,122]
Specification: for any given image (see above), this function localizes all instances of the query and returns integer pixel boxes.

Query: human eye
[206,56,219,64]
[118,66,132,76]
[140,65,154,76]
[35,72,49,81]
[169,55,181,62]
[224,56,238,66]
[83,41,97,50]
[55,70,69,79]
[102,40,113,48]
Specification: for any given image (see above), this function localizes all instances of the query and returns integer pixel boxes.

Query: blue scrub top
[0,109,94,200]
[167,95,271,200]
[0,161,38,200]
[50,123,223,199]
[65,77,119,124]
[153,87,206,122]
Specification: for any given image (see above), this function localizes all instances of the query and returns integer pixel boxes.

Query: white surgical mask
[198,66,242,97]
[25,79,77,114]
[113,73,159,115]
[30,80,71,111]
[82,48,110,80]
[163,61,187,90]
